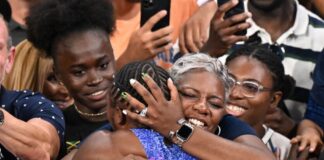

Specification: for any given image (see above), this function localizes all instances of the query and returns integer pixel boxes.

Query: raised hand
[118,10,173,68]
[202,0,251,57]
[123,74,184,137]
[179,0,217,54]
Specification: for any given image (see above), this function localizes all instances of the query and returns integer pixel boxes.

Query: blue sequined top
[131,128,197,160]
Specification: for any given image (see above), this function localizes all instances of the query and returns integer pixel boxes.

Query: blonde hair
[3,40,53,92]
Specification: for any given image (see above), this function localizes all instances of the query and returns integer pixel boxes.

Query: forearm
[181,127,275,160]
[0,109,59,160]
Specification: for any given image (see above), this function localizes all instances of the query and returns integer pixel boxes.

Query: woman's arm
[124,76,275,160]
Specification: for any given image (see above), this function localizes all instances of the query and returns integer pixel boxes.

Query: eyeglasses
[229,76,272,98]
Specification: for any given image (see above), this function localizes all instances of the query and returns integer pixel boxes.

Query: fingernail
[141,73,148,79]
[122,110,127,115]
[247,12,252,17]
[130,79,136,85]
[168,78,173,84]
[121,92,128,100]
[310,147,315,152]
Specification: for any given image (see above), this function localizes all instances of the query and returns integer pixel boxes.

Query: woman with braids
[73,55,274,159]
[26,0,115,155]
[224,44,323,159]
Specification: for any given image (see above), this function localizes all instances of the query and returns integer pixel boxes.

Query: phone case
[218,0,246,35]
[140,0,171,31]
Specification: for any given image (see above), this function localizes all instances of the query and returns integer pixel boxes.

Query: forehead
[227,56,272,82]
[179,70,225,96]
[55,30,114,63]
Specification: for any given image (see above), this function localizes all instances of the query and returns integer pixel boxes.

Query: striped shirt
[244,1,324,120]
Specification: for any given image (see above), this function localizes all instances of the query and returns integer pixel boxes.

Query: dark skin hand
[201,0,251,57]
[123,75,275,160]
[116,10,173,69]
[179,0,251,56]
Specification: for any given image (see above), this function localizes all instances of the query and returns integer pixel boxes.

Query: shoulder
[74,130,119,159]
[75,129,146,160]
[219,115,256,140]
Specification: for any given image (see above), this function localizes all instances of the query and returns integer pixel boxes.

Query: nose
[193,99,209,116]
[229,85,245,99]
[87,70,103,86]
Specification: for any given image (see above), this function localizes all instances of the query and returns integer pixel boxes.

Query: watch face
[0,110,4,125]
[177,124,193,140]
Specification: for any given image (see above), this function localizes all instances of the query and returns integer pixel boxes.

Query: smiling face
[226,56,281,127]
[177,70,226,133]
[54,29,115,111]
[43,64,74,109]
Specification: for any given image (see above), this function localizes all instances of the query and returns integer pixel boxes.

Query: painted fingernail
[130,79,136,85]
[121,92,128,100]
[122,110,127,115]
[168,78,173,84]
[141,73,148,79]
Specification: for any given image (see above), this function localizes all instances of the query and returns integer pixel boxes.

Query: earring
[216,125,222,136]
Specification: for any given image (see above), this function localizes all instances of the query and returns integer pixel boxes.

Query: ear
[4,47,15,74]
[269,91,283,110]
[53,65,63,84]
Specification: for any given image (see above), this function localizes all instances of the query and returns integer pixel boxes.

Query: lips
[187,118,208,130]
[226,103,247,117]
[85,88,109,101]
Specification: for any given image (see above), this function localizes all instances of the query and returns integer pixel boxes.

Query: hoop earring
[216,125,221,136]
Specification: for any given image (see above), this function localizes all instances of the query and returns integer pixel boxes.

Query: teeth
[226,104,245,113]
[91,90,104,96]
[188,118,205,127]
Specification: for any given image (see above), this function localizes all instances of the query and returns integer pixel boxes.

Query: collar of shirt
[245,0,309,44]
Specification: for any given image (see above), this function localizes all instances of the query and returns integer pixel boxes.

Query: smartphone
[140,0,170,31]
[218,0,246,36]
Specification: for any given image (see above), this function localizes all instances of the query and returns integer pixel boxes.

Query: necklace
[74,105,107,117]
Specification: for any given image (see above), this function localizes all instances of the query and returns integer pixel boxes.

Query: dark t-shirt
[0,87,65,160]
[63,106,108,154]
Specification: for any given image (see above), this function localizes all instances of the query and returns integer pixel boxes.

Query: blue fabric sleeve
[310,52,324,106]
[13,90,65,143]
[218,115,256,140]
[305,96,324,130]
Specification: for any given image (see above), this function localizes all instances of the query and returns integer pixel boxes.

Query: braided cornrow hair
[226,44,294,99]
[111,61,171,107]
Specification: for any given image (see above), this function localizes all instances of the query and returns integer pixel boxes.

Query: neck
[74,103,107,122]
[253,123,266,139]
[248,0,296,42]
[113,1,140,20]
[8,0,35,26]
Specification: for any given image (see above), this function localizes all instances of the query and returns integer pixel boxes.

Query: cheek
[211,109,225,123]
[43,82,58,97]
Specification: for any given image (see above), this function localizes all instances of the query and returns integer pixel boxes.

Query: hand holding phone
[141,0,170,31]
[218,0,246,35]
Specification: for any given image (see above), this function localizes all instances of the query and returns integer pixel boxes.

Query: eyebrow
[69,55,109,68]
[228,73,262,84]
[180,86,224,101]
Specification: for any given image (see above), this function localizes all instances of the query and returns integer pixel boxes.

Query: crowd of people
[0,0,323,159]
